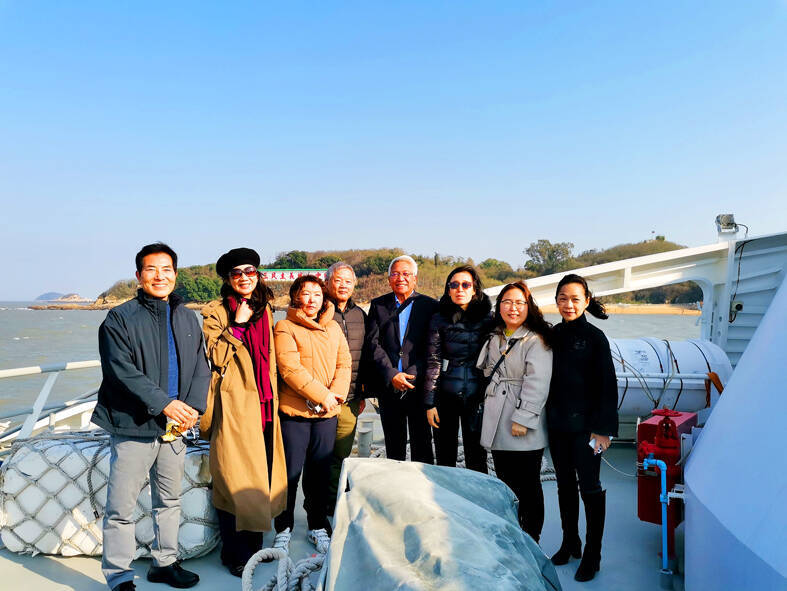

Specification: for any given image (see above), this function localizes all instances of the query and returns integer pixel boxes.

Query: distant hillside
[36,292,64,301]
[96,238,702,306]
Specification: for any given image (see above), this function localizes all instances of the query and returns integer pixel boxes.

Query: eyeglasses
[448,281,473,290]
[390,272,415,279]
[501,299,528,309]
[230,266,259,279]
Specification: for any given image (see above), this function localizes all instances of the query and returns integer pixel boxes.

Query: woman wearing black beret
[199,248,287,576]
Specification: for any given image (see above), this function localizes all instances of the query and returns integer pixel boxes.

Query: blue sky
[1,2,786,299]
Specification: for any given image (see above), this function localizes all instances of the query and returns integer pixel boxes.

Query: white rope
[288,554,325,591]
[243,547,292,591]
[601,455,637,478]
[242,546,325,591]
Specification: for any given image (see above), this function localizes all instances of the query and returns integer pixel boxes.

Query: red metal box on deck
[637,411,697,448]
[637,410,697,446]
[637,410,697,527]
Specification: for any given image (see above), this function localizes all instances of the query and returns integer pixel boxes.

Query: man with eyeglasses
[367,255,439,463]
[91,243,209,591]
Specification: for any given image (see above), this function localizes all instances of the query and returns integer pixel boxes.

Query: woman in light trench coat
[477,280,553,543]
[200,248,287,577]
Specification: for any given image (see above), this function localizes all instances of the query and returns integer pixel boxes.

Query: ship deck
[0,443,683,591]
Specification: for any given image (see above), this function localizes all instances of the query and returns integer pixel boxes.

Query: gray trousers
[102,435,186,589]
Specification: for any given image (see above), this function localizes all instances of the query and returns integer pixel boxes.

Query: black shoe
[147,562,200,588]
[221,552,246,577]
[226,563,245,578]
[112,582,136,591]
[574,553,601,582]
[551,536,582,565]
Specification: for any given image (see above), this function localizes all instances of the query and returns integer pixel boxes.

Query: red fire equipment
[637,409,697,557]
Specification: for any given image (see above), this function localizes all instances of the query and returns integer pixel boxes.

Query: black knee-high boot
[551,484,582,565]
[574,490,606,582]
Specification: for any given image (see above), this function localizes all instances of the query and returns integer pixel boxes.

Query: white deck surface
[0,431,680,590]
[0,407,682,591]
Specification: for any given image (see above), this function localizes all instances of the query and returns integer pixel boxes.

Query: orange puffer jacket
[274,302,352,418]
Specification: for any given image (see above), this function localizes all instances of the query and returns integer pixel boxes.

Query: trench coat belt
[487,376,522,396]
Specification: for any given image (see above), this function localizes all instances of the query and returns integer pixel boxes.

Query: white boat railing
[0,360,101,444]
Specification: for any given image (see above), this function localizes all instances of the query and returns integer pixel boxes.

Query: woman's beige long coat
[199,300,287,532]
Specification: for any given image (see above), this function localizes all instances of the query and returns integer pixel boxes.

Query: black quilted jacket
[423,295,495,408]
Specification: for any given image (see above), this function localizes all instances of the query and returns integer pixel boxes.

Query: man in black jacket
[325,262,370,511]
[92,243,209,591]
[367,255,438,463]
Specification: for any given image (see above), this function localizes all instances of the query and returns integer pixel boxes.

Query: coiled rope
[242,546,325,591]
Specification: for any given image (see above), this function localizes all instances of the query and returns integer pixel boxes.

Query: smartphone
[588,436,613,454]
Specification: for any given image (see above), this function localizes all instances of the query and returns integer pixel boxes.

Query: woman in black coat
[424,265,494,473]
[547,274,618,582]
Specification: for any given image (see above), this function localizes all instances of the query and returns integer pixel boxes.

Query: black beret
[216,248,261,279]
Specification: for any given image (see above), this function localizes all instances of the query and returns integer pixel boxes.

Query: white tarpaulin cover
[318,458,561,591]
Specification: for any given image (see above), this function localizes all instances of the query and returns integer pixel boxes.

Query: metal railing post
[18,371,61,439]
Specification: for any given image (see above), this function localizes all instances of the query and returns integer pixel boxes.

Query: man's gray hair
[325,261,357,283]
[388,255,418,276]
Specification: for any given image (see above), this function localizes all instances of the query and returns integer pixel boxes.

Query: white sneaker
[272,528,291,554]
[307,528,331,553]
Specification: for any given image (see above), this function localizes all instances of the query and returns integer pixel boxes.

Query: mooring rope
[242,546,325,591]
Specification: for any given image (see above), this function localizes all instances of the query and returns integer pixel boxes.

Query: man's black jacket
[91,290,210,437]
[367,291,439,396]
[331,297,372,402]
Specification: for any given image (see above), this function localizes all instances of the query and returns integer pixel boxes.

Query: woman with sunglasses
[424,265,494,472]
[547,274,618,582]
[476,281,553,543]
[200,248,287,576]
[272,275,351,555]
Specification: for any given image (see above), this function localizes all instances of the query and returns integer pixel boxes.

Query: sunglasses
[230,266,259,279]
[449,281,473,290]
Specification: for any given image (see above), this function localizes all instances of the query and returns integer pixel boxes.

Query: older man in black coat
[367,255,438,463]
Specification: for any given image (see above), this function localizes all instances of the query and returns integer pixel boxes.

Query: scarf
[228,296,274,428]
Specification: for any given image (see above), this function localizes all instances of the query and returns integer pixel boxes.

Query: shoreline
[541,303,701,316]
[26,301,702,316]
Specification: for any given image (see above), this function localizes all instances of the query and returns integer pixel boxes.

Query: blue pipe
[643,455,672,576]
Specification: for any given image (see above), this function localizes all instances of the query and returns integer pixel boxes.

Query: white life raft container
[0,432,218,558]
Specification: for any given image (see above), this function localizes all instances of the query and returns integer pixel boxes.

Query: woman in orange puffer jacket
[271,275,351,555]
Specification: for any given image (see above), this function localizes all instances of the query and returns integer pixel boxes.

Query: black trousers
[378,389,434,464]
[216,421,274,565]
[435,396,487,473]
[492,448,544,541]
[548,430,602,496]
[274,413,337,533]
[217,508,263,566]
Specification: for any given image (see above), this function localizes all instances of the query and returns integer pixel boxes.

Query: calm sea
[0,302,700,417]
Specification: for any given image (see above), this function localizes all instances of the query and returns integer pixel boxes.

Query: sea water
[0,302,701,416]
